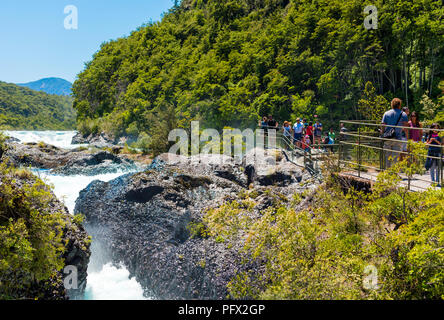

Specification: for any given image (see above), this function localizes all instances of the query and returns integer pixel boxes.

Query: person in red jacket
[305,122,314,144]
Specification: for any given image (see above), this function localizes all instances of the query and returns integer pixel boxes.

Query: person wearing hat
[293,118,304,148]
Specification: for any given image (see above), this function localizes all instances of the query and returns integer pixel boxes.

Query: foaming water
[84,263,147,300]
[14,131,147,300]
[36,169,147,300]
[35,170,129,214]
[4,130,86,149]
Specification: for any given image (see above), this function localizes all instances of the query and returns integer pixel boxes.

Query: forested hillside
[0,82,75,130]
[73,0,444,140]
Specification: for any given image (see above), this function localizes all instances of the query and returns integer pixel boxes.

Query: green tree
[358,82,388,121]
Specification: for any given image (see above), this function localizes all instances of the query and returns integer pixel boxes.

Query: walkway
[338,120,443,191]
[269,120,443,191]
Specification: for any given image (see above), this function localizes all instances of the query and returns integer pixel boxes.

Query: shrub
[202,154,444,300]
[0,162,67,299]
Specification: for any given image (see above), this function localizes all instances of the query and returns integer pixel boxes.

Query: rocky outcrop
[71,132,115,148]
[75,151,315,299]
[71,132,136,148]
[71,132,89,145]
[61,218,91,299]
[3,141,140,176]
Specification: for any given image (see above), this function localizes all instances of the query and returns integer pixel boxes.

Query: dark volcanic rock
[76,168,244,299]
[75,152,315,299]
[71,132,118,148]
[61,217,91,299]
[3,141,139,176]
[71,132,89,145]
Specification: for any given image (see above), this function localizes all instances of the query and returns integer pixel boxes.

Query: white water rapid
[5,131,148,300]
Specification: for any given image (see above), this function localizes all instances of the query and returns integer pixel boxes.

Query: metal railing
[258,126,340,180]
[338,120,444,190]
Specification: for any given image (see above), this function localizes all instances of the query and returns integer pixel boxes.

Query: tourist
[328,128,336,152]
[303,119,309,134]
[260,116,268,130]
[293,118,304,148]
[322,135,330,152]
[306,121,314,145]
[328,128,336,143]
[339,123,348,156]
[408,112,423,143]
[259,116,269,146]
[302,134,311,153]
[381,98,408,169]
[283,121,292,140]
[267,115,278,132]
[407,112,423,166]
[313,117,323,149]
[403,107,410,117]
[425,123,442,186]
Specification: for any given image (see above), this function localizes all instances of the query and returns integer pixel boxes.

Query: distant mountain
[17,77,72,96]
[0,81,75,130]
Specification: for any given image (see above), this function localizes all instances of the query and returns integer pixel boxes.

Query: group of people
[381,98,442,185]
[259,115,336,152]
[258,99,442,186]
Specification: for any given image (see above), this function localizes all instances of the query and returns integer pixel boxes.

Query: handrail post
[380,132,384,171]
[358,126,361,178]
[408,145,411,191]
[439,145,443,187]
[338,127,342,170]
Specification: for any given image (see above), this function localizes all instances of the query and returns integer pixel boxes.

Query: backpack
[382,112,403,139]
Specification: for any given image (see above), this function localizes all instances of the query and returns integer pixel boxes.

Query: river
[5,131,148,300]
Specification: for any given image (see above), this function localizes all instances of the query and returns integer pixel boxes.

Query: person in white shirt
[293,118,304,148]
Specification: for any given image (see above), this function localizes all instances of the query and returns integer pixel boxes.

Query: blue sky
[0,0,174,84]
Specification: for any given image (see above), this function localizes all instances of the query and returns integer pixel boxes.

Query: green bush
[0,163,67,299]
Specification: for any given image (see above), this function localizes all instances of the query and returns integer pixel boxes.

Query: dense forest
[0,82,75,130]
[73,0,443,144]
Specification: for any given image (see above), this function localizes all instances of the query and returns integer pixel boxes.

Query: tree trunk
[419,68,423,89]
[429,48,436,95]
[403,52,409,107]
